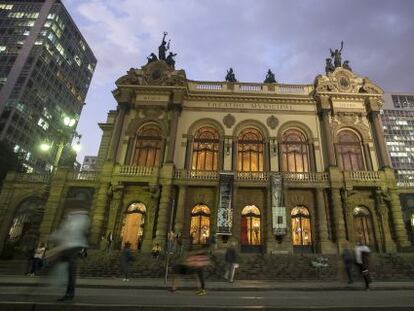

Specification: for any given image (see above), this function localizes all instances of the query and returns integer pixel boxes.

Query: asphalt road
[0,286,414,310]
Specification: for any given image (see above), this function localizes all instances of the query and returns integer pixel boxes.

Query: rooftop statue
[264,69,277,83]
[225,67,237,82]
[158,31,170,60]
[330,41,344,68]
[146,53,158,64]
[325,58,335,74]
[166,52,177,69]
[342,60,352,71]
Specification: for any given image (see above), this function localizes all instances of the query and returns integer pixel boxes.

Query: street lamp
[39,116,78,170]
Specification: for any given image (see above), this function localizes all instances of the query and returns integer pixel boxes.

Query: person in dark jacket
[224,242,238,283]
[341,242,354,284]
[120,242,134,281]
[355,240,372,290]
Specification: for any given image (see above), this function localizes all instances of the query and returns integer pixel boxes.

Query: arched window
[132,124,162,167]
[120,202,146,250]
[353,206,374,247]
[237,128,264,171]
[336,130,365,171]
[7,197,44,251]
[281,129,309,172]
[291,206,312,247]
[241,205,261,246]
[191,126,219,171]
[190,204,210,245]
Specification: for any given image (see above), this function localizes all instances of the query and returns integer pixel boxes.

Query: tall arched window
[132,124,162,167]
[191,126,219,171]
[291,206,312,247]
[190,204,210,245]
[120,202,146,250]
[281,129,309,172]
[237,128,264,171]
[241,205,261,246]
[336,130,365,171]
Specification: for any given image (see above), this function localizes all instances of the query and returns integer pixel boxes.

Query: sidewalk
[1,274,414,291]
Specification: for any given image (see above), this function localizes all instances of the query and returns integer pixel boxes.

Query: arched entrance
[6,197,45,255]
[353,206,375,248]
[291,206,313,253]
[241,205,261,252]
[190,204,210,245]
[120,202,146,250]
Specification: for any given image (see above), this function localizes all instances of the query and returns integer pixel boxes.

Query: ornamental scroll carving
[330,112,371,141]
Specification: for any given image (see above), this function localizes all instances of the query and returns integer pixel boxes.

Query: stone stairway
[0,251,413,281]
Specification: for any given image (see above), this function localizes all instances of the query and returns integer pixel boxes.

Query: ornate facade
[0,57,411,257]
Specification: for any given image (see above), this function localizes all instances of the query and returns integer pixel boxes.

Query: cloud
[63,0,414,160]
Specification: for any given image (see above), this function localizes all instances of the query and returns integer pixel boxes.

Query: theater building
[0,53,411,256]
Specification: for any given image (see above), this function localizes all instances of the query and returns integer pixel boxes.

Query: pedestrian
[48,209,90,302]
[224,242,238,283]
[169,248,210,295]
[341,242,354,284]
[151,243,161,259]
[120,242,134,281]
[167,230,176,254]
[176,233,183,256]
[105,232,113,252]
[29,242,46,276]
[354,240,372,290]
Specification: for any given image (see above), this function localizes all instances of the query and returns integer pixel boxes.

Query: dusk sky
[63,0,414,162]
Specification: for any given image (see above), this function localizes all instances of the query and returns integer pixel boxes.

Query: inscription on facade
[206,102,293,110]
[333,101,364,110]
[136,94,169,102]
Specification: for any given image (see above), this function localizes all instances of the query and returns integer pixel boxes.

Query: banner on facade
[271,173,287,236]
[217,173,234,235]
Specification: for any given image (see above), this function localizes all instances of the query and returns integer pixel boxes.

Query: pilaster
[315,188,335,253]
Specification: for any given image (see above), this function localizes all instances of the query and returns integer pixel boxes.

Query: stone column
[378,205,397,253]
[184,136,193,169]
[363,144,373,171]
[315,188,331,253]
[320,109,336,167]
[166,103,181,163]
[331,188,346,252]
[265,187,275,253]
[309,143,316,172]
[89,182,111,247]
[104,185,124,248]
[389,190,411,249]
[154,185,172,247]
[369,110,391,168]
[107,103,128,162]
[38,168,70,241]
[174,185,187,236]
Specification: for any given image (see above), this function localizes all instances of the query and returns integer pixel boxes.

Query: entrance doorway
[241,205,261,252]
[190,204,211,245]
[353,206,375,248]
[291,206,313,253]
[120,202,146,250]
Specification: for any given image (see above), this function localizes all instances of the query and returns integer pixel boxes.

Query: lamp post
[39,116,80,171]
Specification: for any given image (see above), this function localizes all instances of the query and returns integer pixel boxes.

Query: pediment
[314,68,382,95]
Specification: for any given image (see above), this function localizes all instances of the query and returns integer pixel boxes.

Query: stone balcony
[187,81,313,95]
[344,171,382,187]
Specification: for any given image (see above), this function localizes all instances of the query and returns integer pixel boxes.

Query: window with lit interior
[336,130,365,171]
[191,126,219,171]
[237,128,264,171]
[132,124,162,167]
[280,129,309,172]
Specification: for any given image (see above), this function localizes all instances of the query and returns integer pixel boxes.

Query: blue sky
[63,0,414,162]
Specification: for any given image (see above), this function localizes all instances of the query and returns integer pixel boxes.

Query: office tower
[0,0,96,172]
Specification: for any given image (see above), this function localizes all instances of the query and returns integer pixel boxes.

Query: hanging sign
[271,173,287,236]
[217,173,234,235]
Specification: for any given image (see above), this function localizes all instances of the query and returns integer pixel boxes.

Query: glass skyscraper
[0,0,96,172]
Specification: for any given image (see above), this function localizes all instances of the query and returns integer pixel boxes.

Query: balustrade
[348,171,381,181]
[283,172,329,182]
[15,173,50,183]
[117,165,157,176]
[69,171,97,181]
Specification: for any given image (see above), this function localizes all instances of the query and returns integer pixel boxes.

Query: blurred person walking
[120,242,134,281]
[341,242,354,284]
[354,240,372,290]
[48,209,89,301]
[224,242,238,283]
